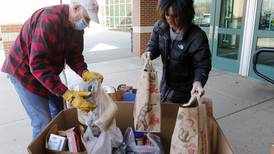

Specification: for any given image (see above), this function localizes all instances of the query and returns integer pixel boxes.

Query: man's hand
[191,81,204,97]
[63,90,96,112]
[82,70,103,82]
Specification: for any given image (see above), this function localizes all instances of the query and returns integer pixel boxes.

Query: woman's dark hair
[158,0,195,30]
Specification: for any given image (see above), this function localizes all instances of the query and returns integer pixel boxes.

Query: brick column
[132,0,158,56]
[0,24,22,57]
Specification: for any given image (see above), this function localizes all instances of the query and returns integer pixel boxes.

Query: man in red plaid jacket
[1,0,103,138]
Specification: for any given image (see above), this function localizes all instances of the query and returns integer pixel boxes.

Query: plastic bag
[92,81,119,132]
[69,80,123,154]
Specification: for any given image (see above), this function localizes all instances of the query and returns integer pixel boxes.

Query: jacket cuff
[148,51,157,60]
[77,68,88,78]
[55,84,68,97]
[193,73,207,86]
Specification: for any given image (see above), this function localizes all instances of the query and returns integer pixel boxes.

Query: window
[259,0,274,31]
[105,0,132,30]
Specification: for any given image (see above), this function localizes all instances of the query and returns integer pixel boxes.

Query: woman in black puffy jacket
[142,0,212,103]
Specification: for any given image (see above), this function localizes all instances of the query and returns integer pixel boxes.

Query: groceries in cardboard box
[28,103,233,154]
[28,58,233,154]
[104,84,136,101]
[46,125,86,153]
[113,127,164,154]
[63,80,163,154]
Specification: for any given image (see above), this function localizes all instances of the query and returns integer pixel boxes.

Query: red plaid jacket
[1,5,88,98]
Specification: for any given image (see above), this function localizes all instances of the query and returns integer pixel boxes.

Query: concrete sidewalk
[0,30,273,154]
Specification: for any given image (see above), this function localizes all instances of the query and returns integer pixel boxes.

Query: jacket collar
[169,28,184,42]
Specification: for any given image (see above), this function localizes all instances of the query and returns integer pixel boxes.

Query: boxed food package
[47,134,66,151]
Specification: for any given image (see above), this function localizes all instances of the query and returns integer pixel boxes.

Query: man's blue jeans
[9,76,63,139]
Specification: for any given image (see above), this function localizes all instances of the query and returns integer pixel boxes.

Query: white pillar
[239,0,258,76]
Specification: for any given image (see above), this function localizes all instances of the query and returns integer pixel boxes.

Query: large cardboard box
[28,103,233,154]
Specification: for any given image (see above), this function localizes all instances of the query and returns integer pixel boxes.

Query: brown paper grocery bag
[204,97,217,154]
[170,94,212,154]
[170,97,199,154]
[198,96,211,154]
[134,59,161,132]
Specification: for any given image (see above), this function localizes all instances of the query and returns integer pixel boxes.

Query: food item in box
[134,131,145,145]
[103,86,116,94]
[65,128,81,152]
[117,84,133,92]
[123,92,136,101]
[47,134,66,151]
[46,125,86,153]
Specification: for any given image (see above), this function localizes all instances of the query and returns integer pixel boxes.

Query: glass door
[194,0,247,73]
[212,0,246,72]
[194,0,216,50]
[249,0,274,80]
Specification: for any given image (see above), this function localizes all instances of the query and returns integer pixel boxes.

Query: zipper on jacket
[161,34,173,103]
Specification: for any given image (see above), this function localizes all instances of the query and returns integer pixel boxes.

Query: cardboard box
[109,89,137,101]
[28,108,86,154]
[109,90,124,101]
[28,103,233,154]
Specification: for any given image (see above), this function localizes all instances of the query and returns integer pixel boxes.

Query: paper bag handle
[182,93,201,107]
[143,58,153,72]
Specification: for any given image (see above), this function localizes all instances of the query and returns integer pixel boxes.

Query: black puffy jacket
[146,20,212,103]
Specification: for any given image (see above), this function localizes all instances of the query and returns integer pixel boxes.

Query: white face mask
[74,18,88,31]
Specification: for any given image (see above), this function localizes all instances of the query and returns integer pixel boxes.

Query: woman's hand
[191,81,204,97]
[141,52,151,60]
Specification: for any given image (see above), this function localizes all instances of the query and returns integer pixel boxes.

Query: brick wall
[140,0,158,26]
[132,0,158,56]
[133,33,151,54]
[0,24,22,57]
[133,0,158,27]
[0,24,22,33]
[2,41,14,57]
